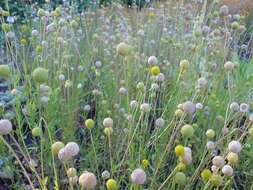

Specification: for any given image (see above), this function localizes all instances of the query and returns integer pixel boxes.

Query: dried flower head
[79,172,97,189]
[0,119,13,135]
[130,168,146,185]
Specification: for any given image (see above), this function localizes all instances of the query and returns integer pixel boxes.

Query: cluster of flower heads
[0,0,252,189]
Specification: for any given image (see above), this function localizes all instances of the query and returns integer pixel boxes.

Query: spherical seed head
[177,162,186,171]
[58,148,72,161]
[175,145,185,156]
[206,141,215,150]
[227,152,239,164]
[180,147,192,165]
[211,165,218,173]
[201,169,212,180]
[67,168,77,178]
[150,66,160,76]
[101,170,110,180]
[240,103,249,113]
[85,119,95,129]
[198,77,208,87]
[140,103,150,112]
[206,129,215,139]
[182,101,195,114]
[230,102,239,112]
[222,165,233,176]
[32,127,43,137]
[130,168,146,185]
[175,109,184,118]
[106,179,117,190]
[210,174,223,186]
[155,118,165,127]
[0,119,12,135]
[231,21,239,30]
[181,124,194,138]
[130,100,138,109]
[0,65,11,77]
[224,61,234,71]
[219,5,229,16]
[148,56,158,65]
[51,141,65,156]
[179,60,189,69]
[195,103,203,110]
[103,117,113,128]
[212,156,225,167]
[104,127,113,136]
[174,172,186,185]
[116,42,129,56]
[228,141,242,153]
[32,67,49,83]
[79,172,97,189]
[65,142,79,157]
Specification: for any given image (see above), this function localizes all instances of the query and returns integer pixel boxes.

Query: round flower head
[211,165,218,173]
[210,174,223,186]
[240,103,249,113]
[224,61,234,71]
[58,148,72,161]
[79,172,97,189]
[0,119,13,135]
[32,127,43,137]
[119,87,127,94]
[182,101,195,114]
[174,172,186,185]
[180,147,192,165]
[130,100,138,109]
[219,5,229,16]
[201,169,212,180]
[206,129,215,139]
[84,105,91,111]
[212,156,225,167]
[148,56,158,65]
[0,65,11,77]
[179,59,189,69]
[65,142,80,157]
[130,168,146,185]
[11,89,19,97]
[230,102,239,112]
[67,168,77,178]
[116,42,129,56]
[102,170,110,180]
[228,141,242,153]
[59,74,65,81]
[140,103,150,112]
[85,119,95,129]
[155,118,165,127]
[175,145,185,156]
[195,103,203,110]
[104,127,113,136]
[157,73,165,81]
[197,77,208,87]
[103,117,113,128]
[51,141,64,156]
[106,179,117,190]
[181,124,194,138]
[202,26,210,35]
[227,152,239,164]
[150,66,160,76]
[206,141,215,150]
[222,165,233,176]
[69,176,79,184]
[32,67,49,83]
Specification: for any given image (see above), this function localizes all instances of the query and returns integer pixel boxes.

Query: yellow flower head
[142,159,149,167]
[201,169,212,180]
[175,145,185,156]
[150,66,160,76]
[106,179,117,190]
